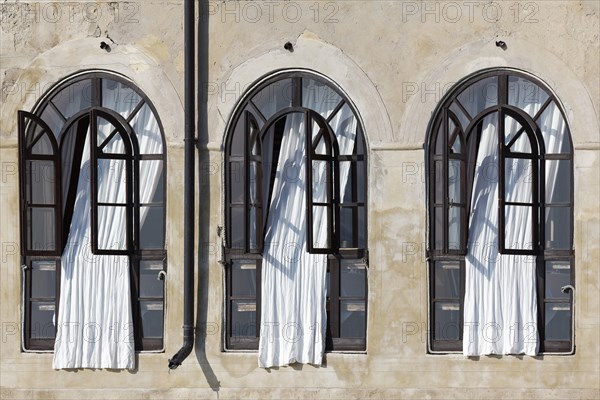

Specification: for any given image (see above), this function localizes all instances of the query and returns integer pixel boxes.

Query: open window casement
[245,111,263,254]
[427,69,575,355]
[90,109,135,255]
[18,111,63,256]
[306,110,338,254]
[224,72,368,362]
[17,72,167,367]
[498,108,540,255]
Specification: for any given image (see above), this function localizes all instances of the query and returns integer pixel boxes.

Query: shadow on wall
[195,0,221,393]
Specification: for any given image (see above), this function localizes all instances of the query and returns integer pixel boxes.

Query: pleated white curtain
[53,85,162,369]
[463,114,539,356]
[463,78,565,356]
[53,133,135,369]
[258,83,356,368]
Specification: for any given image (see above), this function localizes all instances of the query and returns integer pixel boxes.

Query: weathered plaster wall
[1,1,599,399]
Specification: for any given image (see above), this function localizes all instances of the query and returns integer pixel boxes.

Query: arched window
[427,69,574,354]
[224,71,368,363]
[19,72,166,366]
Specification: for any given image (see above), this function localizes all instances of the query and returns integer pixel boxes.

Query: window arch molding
[223,69,369,352]
[426,67,574,354]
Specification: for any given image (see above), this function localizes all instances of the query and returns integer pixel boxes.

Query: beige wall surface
[1,1,599,399]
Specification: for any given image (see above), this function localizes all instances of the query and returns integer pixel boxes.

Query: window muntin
[224,72,368,351]
[427,69,574,353]
[19,72,167,351]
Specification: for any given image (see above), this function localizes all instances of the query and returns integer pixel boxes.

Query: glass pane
[505,158,533,203]
[545,303,571,341]
[433,160,443,203]
[102,79,142,119]
[96,117,122,151]
[326,270,331,299]
[31,261,56,298]
[357,206,366,249]
[252,78,293,121]
[312,205,330,249]
[302,78,342,118]
[30,301,55,339]
[450,130,462,154]
[508,76,549,117]
[131,104,163,154]
[101,133,127,154]
[546,160,570,204]
[448,159,461,203]
[330,103,357,155]
[340,161,352,203]
[140,206,165,249]
[25,120,45,148]
[250,125,261,157]
[505,115,529,152]
[97,205,126,250]
[97,159,126,204]
[231,300,256,338]
[27,160,55,204]
[140,260,164,298]
[249,161,260,204]
[434,302,460,340]
[545,207,571,249]
[510,132,532,154]
[448,206,461,250]
[40,105,64,137]
[434,124,444,155]
[28,208,55,251]
[140,160,164,203]
[435,262,460,299]
[505,205,533,250]
[536,101,571,154]
[457,76,498,118]
[339,160,365,204]
[31,134,53,155]
[340,300,366,338]
[51,79,93,119]
[340,261,366,297]
[356,160,366,203]
[230,206,244,248]
[312,160,330,203]
[504,115,524,150]
[313,129,329,156]
[340,207,354,248]
[434,207,443,249]
[229,162,244,203]
[140,301,164,338]
[229,116,245,156]
[249,206,257,250]
[448,102,470,131]
[545,262,571,299]
[231,261,257,297]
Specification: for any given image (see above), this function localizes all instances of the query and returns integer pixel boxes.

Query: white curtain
[463,114,538,356]
[258,82,356,368]
[463,78,566,356]
[53,83,163,369]
[53,132,135,369]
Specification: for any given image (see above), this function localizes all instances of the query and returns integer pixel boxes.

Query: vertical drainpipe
[168,0,195,369]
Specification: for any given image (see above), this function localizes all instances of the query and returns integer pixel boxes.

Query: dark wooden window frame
[18,71,167,352]
[426,68,575,354]
[224,71,368,352]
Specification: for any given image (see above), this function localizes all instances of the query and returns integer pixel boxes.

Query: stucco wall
[1,1,599,399]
